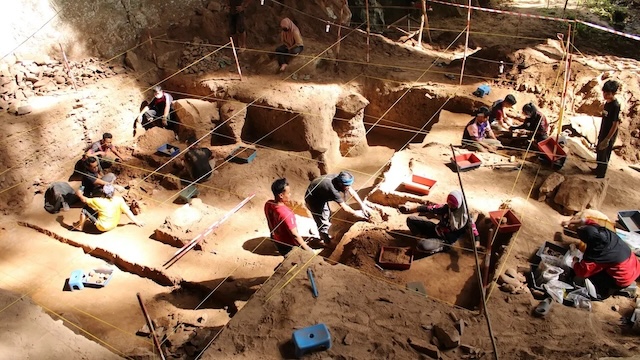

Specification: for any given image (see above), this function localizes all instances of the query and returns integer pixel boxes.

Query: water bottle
[574,297,592,311]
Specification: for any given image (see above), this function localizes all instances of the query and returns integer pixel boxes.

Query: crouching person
[399,190,477,255]
[569,219,640,300]
[72,184,144,232]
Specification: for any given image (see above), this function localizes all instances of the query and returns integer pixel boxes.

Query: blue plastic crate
[292,323,331,358]
[157,143,180,157]
[227,146,257,163]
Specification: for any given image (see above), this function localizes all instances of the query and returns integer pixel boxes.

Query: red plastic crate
[536,137,567,163]
[451,153,482,171]
[489,209,522,233]
[378,246,413,270]
[401,174,437,196]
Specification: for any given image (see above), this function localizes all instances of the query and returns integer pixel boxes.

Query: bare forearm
[604,122,619,141]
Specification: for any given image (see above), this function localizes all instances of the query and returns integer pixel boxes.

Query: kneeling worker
[72,184,144,232]
[264,178,315,256]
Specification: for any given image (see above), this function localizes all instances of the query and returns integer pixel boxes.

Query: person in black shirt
[304,171,371,245]
[226,0,249,51]
[595,80,621,179]
[183,146,214,182]
[510,102,549,142]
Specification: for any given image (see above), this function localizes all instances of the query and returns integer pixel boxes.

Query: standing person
[86,133,125,169]
[595,80,621,179]
[489,94,517,131]
[265,178,315,256]
[137,86,175,130]
[399,190,477,255]
[305,171,371,245]
[510,102,549,142]
[227,0,249,51]
[275,18,304,72]
[72,184,144,232]
[462,106,502,152]
[567,219,640,300]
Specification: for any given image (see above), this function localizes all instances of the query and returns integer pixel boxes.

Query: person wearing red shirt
[567,218,640,299]
[264,178,314,256]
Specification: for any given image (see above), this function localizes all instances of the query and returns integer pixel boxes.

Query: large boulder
[569,115,601,145]
[538,172,565,201]
[553,175,608,215]
[565,137,596,161]
[174,99,220,143]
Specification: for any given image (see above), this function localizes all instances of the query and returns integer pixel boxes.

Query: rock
[334,92,370,157]
[538,172,565,201]
[343,332,354,345]
[128,347,157,360]
[189,328,212,347]
[174,98,220,142]
[0,98,7,109]
[565,137,596,161]
[125,51,140,71]
[408,337,440,358]
[569,115,601,144]
[336,92,370,116]
[207,0,222,11]
[54,76,66,84]
[33,79,49,88]
[17,105,32,115]
[8,102,19,114]
[215,100,247,144]
[433,323,460,349]
[553,175,608,214]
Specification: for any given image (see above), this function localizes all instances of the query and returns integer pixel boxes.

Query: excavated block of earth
[553,175,608,215]
[154,199,226,249]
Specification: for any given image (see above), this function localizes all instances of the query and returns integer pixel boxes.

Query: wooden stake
[336,0,346,58]
[422,0,432,43]
[229,37,243,81]
[58,43,77,91]
[148,32,157,65]
[417,5,425,48]
[365,0,370,63]
[449,145,500,360]
[459,0,472,85]
[136,293,166,360]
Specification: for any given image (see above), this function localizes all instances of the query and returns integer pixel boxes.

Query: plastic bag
[543,279,574,303]
[563,244,583,269]
[536,261,564,285]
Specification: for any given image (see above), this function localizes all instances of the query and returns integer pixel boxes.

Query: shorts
[229,12,245,35]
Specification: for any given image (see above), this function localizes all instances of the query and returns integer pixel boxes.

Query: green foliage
[582,0,627,25]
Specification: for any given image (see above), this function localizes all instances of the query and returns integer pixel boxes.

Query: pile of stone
[179,37,234,75]
[407,312,485,359]
[0,56,127,115]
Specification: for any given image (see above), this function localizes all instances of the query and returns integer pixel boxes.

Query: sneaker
[62,202,70,212]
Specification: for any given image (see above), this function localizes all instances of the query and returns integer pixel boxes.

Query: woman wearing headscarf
[275,18,304,72]
[400,190,478,254]
[572,219,640,299]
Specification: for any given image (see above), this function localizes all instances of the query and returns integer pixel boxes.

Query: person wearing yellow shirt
[72,184,144,232]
